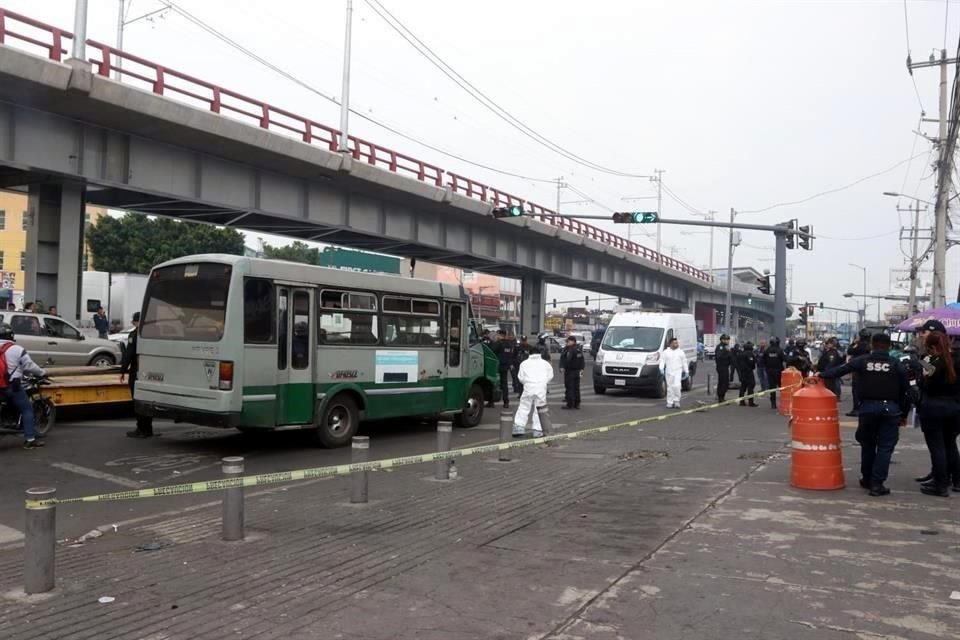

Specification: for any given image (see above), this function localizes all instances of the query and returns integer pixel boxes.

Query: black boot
[915,472,934,483]
[869,484,891,497]
[921,485,950,497]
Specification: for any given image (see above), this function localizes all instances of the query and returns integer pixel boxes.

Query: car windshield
[601,326,664,352]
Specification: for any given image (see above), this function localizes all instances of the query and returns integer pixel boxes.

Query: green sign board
[317,248,400,274]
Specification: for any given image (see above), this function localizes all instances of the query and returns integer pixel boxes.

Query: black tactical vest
[858,353,902,402]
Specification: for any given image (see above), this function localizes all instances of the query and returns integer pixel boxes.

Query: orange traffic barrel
[790,377,844,490]
[778,367,803,417]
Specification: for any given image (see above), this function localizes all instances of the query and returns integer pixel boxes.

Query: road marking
[0,525,23,545]
[51,462,144,489]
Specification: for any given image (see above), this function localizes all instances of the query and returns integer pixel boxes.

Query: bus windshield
[602,326,664,352]
[142,263,231,341]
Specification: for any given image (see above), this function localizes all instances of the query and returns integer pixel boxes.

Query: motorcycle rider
[0,323,47,449]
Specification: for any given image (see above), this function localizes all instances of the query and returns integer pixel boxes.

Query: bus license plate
[614,378,626,386]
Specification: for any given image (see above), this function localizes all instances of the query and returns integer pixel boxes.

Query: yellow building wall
[0,190,106,303]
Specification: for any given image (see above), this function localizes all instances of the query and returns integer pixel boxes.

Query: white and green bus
[135,255,501,446]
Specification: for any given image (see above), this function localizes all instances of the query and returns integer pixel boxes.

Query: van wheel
[315,395,360,448]
[654,376,667,399]
[594,385,606,395]
[454,384,484,428]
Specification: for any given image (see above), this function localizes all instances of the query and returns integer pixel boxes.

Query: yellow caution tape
[25,384,800,509]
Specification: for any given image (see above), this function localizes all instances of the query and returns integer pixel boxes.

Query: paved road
[0,373,669,543]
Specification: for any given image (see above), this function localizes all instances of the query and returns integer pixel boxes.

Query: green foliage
[87,215,245,274]
[262,241,320,265]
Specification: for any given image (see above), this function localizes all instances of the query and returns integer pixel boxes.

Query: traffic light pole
[773,227,787,344]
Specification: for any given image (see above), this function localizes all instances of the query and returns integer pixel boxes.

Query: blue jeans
[856,400,900,485]
[2,382,36,441]
[757,366,768,391]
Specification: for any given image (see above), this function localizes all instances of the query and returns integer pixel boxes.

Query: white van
[592,312,698,397]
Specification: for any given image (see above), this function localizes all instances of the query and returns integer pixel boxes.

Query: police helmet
[537,331,551,342]
[797,339,807,348]
[744,341,753,350]
[720,334,730,340]
[0,323,13,341]
[770,337,780,346]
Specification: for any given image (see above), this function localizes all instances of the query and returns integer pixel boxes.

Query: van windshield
[602,326,664,352]
[141,263,231,342]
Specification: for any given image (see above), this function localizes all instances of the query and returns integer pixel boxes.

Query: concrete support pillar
[24,184,85,323]
[520,274,545,337]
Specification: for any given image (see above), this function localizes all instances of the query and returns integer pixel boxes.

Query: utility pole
[898,203,924,313]
[652,169,665,257]
[934,48,949,307]
[555,177,564,216]
[723,207,735,335]
[71,0,89,61]
[337,0,354,153]
[706,210,716,274]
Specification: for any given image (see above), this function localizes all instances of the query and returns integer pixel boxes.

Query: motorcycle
[0,375,55,438]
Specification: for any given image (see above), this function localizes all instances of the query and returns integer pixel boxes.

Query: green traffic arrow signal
[612,211,659,223]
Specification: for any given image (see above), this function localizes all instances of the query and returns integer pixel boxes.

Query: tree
[87,214,245,273]
[262,241,320,265]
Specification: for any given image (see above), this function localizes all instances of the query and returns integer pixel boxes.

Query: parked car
[0,312,123,367]
[108,328,133,354]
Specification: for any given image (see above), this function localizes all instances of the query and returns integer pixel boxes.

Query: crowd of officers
[482,329,586,411]
[716,323,960,498]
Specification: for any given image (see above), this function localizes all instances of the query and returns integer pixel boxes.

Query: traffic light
[799,225,813,250]
[746,296,753,306]
[799,305,807,324]
[756,274,771,295]
[612,211,658,224]
[492,205,524,218]
[785,219,798,249]
[807,304,815,317]
[585,296,590,306]
[552,298,557,309]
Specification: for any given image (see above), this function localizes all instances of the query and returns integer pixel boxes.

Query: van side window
[243,278,275,344]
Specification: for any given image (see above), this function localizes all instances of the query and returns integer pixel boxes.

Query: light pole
[338,0,355,153]
[883,191,931,314]
[72,0,89,61]
[848,263,867,329]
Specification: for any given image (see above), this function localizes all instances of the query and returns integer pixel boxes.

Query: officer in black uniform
[512,335,535,396]
[820,332,912,496]
[816,337,845,398]
[762,337,785,409]
[729,341,741,383]
[559,336,585,409]
[715,334,733,402]
[490,329,515,409]
[786,339,812,376]
[120,312,154,439]
[846,330,873,416]
[736,342,758,407]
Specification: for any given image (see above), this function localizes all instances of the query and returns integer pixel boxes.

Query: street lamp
[849,263,867,330]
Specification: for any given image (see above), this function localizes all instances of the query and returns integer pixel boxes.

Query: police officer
[119,312,154,439]
[820,333,912,496]
[816,337,845,398]
[762,337,785,409]
[559,336,585,409]
[786,339,812,376]
[736,342,758,407]
[846,329,872,416]
[490,329,515,409]
[513,335,535,396]
[715,334,733,402]
[729,341,741,384]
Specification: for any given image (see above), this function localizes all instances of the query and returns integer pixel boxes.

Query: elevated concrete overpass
[0,9,777,335]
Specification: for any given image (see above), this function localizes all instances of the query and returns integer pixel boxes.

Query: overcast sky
[10,0,960,321]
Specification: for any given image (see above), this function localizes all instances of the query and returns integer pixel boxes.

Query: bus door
[444,302,465,408]
[276,287,315,425]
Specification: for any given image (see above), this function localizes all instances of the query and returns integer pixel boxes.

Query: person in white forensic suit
[513,350,554,437]
[659,337,689,409]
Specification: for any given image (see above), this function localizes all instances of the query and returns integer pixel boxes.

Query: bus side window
[244,278,275,344]
[448,304,462,367]
[278,289,289,370]
[291,291,310,370]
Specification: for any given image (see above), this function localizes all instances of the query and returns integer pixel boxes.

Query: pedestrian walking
[762,338,785,409]
[916,331,960,497]
[820,332,912,497]
[93,306,109,339]
[0,323,47,449]
[512,335,535,396]
[120,312,154,438]
[512,350,553,437]
[816,337,845,398]
[490,329,515,409]
[559,336,584,409]
[659,337,688,409]
[736,342,758,407]
[715,334,733,402]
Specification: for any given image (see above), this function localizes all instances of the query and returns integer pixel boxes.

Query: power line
[818,229,900,241]
[903,0,927,115]
[738,151,928,215]
[159,1,556,184]
[659,182,705,215]
[363,0,648,179]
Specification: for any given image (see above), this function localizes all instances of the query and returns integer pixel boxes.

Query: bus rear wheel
[316,395,360,448]
[454,384,484,428]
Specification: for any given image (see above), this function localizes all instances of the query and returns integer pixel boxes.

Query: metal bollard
[221,457,244,542]
[499,410,513,462]
[707,373,713,396]
[537,405,555,445]
[350,436,369,503]
[24,487,56,594]
[435,421,452,480]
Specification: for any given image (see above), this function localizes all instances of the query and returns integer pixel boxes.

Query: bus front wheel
[316,395,360,448]
[454,384,484,428]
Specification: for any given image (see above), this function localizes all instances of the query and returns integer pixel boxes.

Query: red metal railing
[0,8,712,283]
